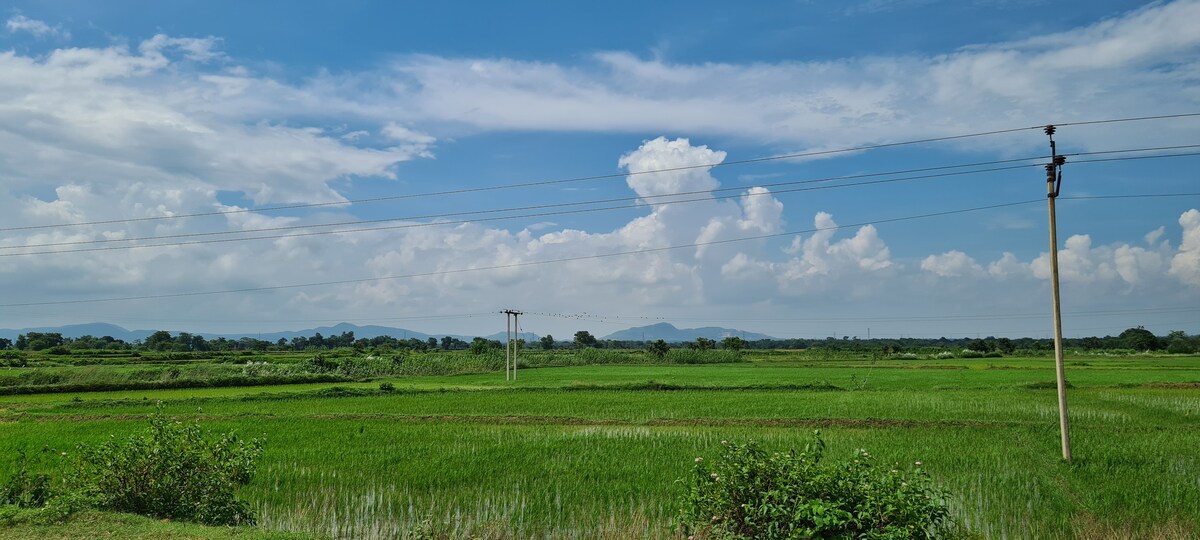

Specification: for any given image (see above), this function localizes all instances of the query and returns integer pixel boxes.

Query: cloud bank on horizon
[1,1,1199,338]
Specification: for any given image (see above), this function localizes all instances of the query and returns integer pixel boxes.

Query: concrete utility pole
[505,312,512,381]
[1044,125,1072,462]
[503,309,523,381]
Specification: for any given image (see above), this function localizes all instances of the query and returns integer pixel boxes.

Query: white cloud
[987,252,1028,279]
[381,122,436,148]
[0,35,430,205]
[921,250,983,277]
[1145,226,1166,246]
[139,34,224,62]
[339,0,1200,152]
[717,212,895,297]
[618,137,723,199]
[5,15,69,39]
[1169,209,1200,286]
[1,8,1198,338]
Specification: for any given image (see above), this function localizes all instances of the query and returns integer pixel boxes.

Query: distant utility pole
[503,309,522,381]
[1044,125,1072,462]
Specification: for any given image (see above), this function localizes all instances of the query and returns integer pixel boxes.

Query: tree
[573,330,598,349]
[427,337,438,350]
[720,336,746,351]
[689,337,715,351]
[540,334,555,350]
[0,338,11,350]
[144,331,175,351]
[23,332,65,351]
[1165,331,1197,354]
[995,337,1015,355]
[647,339,670,359]
[1119,326,1160,351]
[469,337,495,355]
[965,339,993,353]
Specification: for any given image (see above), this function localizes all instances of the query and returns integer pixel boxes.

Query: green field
[2,351,1199,539]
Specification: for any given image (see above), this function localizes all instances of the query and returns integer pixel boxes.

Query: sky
[1,0,1199,340]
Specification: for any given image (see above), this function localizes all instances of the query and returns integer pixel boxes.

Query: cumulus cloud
[921,251,983,277]
[1169,209,1200,286]
[618,137,723,199]
[0,35,431,206]
[921,212,1200,290]
[1,9,1198,337]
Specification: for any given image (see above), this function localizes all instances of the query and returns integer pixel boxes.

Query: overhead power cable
[10,143,1196,251]
[4,112,1197,233]
[2,159,1045,253]
[0,198,1044,308]
[524,305,1200,324]
[5,148,1199,257]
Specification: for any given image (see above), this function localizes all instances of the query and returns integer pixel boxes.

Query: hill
[601,322,775,342]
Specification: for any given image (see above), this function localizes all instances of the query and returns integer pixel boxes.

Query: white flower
[695,457,703,463]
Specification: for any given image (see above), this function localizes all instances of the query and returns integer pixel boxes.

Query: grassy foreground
[0,509,315,539]
[2,352,1199,539]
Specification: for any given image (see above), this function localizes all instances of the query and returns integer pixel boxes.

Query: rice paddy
[2,351,1198,539]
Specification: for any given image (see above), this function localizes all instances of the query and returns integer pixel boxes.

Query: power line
[0,198,1044,308]
[6,148,1199,257]
[1,161,1043,255]
[16,143,1195,251]
[1054,112,1200,128]
[525,305,1200,324]
[5,112,1197,233]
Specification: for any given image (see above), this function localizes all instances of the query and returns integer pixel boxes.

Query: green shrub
[664,348,742,364]
[68,414,264,526]
[680,436,958,539]
[1,450,52,508]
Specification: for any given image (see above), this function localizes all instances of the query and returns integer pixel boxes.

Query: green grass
[2,353,1199,539]
[0,509,317,539]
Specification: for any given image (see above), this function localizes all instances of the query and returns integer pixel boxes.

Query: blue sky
[0,0,1198,339]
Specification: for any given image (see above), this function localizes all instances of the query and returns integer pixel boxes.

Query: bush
[1,450,52,508]
[69,414,264,526]
[680,436,958,539]
[664,349,742,364]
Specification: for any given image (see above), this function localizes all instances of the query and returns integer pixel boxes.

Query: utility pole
[1044,125,1072,462]
[514,311,521,380]
[505,311,512,381]
[503,309,523,381]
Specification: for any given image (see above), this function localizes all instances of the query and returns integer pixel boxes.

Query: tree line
[1,326,1196,354]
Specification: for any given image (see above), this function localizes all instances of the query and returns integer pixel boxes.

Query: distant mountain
[484,331,540,343]
[0,322,535,343]
[0,323,155,342]
[220,323,442,342]
[602,323,775,342]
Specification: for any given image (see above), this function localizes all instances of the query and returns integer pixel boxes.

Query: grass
[2,352,1199,539]
[0,509,316,539]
